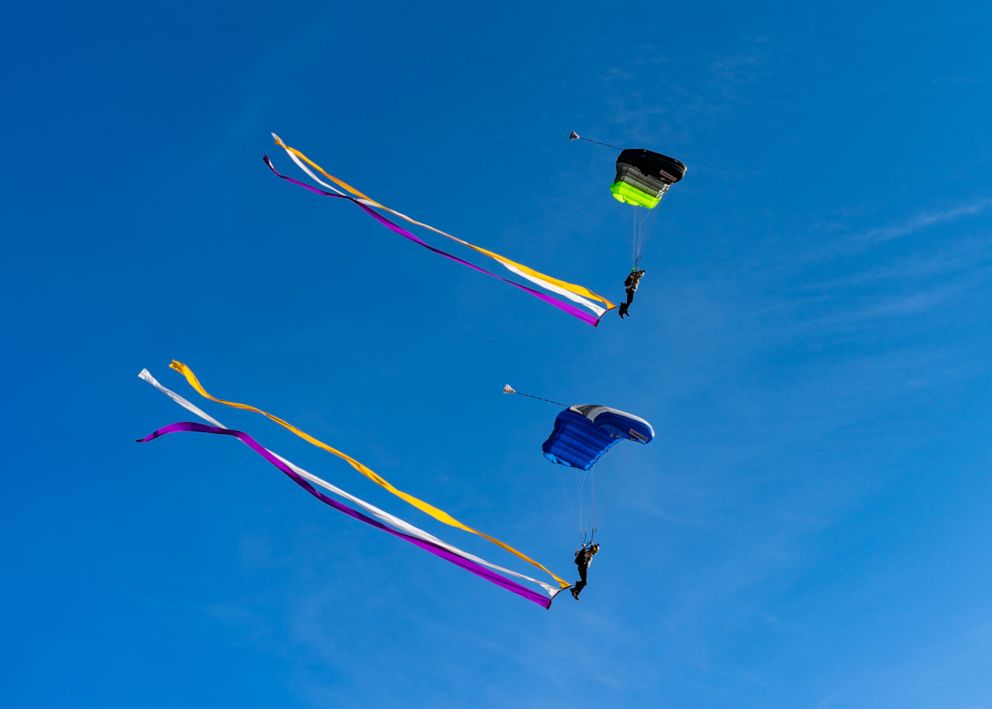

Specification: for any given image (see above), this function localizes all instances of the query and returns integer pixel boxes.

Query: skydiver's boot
[571,587,580,600]
[618,303,628,318]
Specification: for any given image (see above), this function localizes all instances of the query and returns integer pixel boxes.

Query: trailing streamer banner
[168,359,571,589]
[263,155,603,327]
[138,421,556,608]
[270,134,614,315]
[267,134,616,324]
[138,368,559,598]
[271,133,612,316]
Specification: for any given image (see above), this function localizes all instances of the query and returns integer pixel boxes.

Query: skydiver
[617,268,645,319]
[570,542,600,600]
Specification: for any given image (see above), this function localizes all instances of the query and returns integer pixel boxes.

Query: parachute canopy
[542,405,655,471]
[611,148,687,209]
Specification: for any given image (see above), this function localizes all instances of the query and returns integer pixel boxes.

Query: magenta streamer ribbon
[263,156,602,327]
[138,421,555,609]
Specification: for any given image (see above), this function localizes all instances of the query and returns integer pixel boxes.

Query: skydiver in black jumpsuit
[570,543,600,600]
[617,269,645,319]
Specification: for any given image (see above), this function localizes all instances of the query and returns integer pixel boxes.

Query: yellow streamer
[170,360,570,588]
[272,135,615,310]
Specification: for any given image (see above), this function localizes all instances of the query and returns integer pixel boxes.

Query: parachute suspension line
[633,183,671,268]
[502,384,567,408]
[572,472,599,548]
[574,470,601,546]
[556,466,573,543]
[575,471,584,542]
[590,469,598,536]
[632,208,643,269]
[631,209,636,269]
[569,131,621,151]
[633,209,660,268]
[583,526,597,547]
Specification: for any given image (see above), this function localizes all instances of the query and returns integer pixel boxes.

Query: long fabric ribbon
[169,360,571,589]
[138,421,555,608]
[271,134,612,318]
[138,368,559,598]
[270,134,614,315]
[264,155,602,327]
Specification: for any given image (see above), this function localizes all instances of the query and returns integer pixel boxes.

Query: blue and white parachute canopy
[542,405,655,471]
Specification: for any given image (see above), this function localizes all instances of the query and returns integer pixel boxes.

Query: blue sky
[3,1,992,707]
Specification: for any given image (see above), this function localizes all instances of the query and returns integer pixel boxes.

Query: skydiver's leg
[571,563,589,599]
[619,289,635,318]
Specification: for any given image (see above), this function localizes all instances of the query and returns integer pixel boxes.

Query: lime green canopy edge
[610,180,662,209]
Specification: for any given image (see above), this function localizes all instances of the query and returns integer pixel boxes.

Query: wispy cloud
[709,52,766,85]
[794,236,992,293]
[855,198,992,244]
[778,196,992,270]
[795,275,979,332]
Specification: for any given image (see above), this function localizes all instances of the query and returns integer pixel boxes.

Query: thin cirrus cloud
[856,197,992,244]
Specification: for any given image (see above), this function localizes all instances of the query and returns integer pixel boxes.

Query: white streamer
[138,368,558,597]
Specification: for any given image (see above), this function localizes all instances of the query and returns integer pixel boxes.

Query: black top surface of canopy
[616,148,687,185]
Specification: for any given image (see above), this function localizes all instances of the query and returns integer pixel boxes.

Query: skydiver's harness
[570,541,599,599]
[574,542,599,571]
[625,270,643,292]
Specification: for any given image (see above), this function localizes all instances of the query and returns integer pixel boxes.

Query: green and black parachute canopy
[570,131,688,267]
[610,148,687,209]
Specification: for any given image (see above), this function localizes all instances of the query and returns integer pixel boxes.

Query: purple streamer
[263,155,602,327]
[138,421,555,609]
